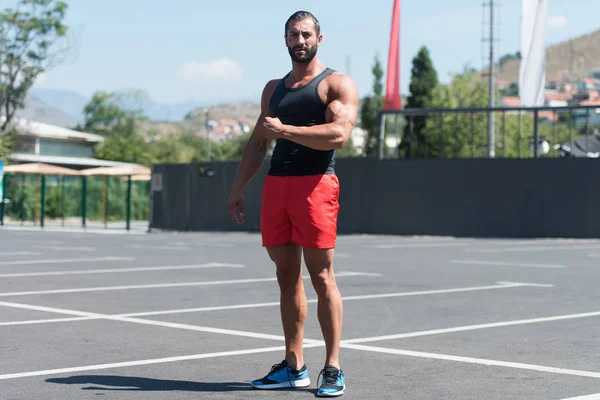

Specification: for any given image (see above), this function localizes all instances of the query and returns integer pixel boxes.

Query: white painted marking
[34,246,97,252]
[343,310,600,344]
[466,245,600,253]
[0,300,322,344]
[0,344,326,380]
[367,242,467,249]
[0,317,93,326]
[334,253,352,258]
[132,243,234,250]
[0,263,244,278]
[562,393,600,400]
[342,343,600,379]
[588,254,600,258]
[561,394,600,400]
[0,256,133,266]
[0,271,374,297]
[122,281,549,317]
[450,259,567,269]
[0,251,42,256]
[131,244,190,251]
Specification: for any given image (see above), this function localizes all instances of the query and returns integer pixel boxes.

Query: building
[2,116,140,169]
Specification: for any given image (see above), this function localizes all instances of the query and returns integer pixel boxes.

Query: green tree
[399,46,438,157]
[411,68,572,159]
[81,90,153,165]
[0,0,70,131]
[360,54,384,156]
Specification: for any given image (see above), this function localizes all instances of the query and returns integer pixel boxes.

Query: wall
[150,158,600,238]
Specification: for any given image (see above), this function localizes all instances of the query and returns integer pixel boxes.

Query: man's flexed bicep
[324,74,360,146]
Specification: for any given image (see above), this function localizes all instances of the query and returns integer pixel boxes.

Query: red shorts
[260,174,340,249]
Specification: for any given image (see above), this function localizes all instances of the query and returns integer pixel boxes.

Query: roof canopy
[3,162,81,176]
[79,165,151,177]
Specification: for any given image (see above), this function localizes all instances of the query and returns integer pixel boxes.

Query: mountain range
[20,89,209,128]
[15,28,600,130]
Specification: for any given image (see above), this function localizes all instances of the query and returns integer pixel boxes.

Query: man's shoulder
[323,70,358,99]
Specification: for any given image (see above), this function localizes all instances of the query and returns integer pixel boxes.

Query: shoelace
[268,361,294,387]
[318,368,340,387]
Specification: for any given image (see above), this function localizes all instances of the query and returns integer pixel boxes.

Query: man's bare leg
[303,247,343,369]
[266,242,307,370]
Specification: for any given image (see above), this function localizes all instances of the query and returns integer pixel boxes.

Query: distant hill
[27,88,208,123]
[493,28,600,83]
[15,95,79,128]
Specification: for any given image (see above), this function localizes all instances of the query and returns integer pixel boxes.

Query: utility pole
[205,108,211,162]
[483,0,497,158]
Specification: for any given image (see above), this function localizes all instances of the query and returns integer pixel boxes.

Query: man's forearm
[231,137,269,192]
[280,123,345,151]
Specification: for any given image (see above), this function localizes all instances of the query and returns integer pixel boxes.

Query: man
[227,10,359,397]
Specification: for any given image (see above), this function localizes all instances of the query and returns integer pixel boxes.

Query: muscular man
[227,10,358,397]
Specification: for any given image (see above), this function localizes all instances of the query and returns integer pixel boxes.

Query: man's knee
[267,242,303,289]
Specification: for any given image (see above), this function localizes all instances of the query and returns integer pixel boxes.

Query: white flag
[519,0,547,107]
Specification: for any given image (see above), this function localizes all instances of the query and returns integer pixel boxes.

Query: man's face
[285,18,322,64]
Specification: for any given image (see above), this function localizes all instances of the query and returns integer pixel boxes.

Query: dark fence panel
[151,158,600,238]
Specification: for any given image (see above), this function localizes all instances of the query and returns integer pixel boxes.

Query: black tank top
[268,67,336,176]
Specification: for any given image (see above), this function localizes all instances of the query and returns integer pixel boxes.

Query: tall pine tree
[399,46,438,157]
[360,54,384,156]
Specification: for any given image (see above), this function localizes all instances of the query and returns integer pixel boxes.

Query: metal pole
[126,175,132,231]
[0,172,5,226]
[40,175,46,228]
[487,0,496,158]
[378,112,386,160]
[533,109,540,158]
[205,108,211,162]
[81,176,87,228]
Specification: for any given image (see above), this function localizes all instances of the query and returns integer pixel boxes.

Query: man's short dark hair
[285,11,320,36]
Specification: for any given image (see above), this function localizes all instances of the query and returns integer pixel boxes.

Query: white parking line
[34,246,97,252]
[0,251,42,256]
[0,256,133,266]
[466,245,600,253]
[123,281,539,317]
[450,260,567,269]
[561,394,600,400]
[0,317,93,326]
[342,310,600,344]
[588,254,600,258]
[341,343,600,379]
[0,263,244,278]
[0,300,319,343]
[0,281,552,326]
[0,271,376,297]
[366,242,467,249]
[0,344,325,380]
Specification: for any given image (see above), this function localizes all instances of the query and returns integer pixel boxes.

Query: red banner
[384,0,402,110]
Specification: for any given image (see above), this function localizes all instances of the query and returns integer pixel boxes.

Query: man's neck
[290,58,325,81]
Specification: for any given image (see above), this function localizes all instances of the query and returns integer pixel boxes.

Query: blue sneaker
[317,365,345,397]
[251,360,311,390]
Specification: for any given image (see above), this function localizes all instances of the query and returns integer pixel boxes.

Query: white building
[2,116,139,169]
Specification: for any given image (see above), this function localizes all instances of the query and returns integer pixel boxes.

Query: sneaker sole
[316,384,346,397]
[251,378,311,390]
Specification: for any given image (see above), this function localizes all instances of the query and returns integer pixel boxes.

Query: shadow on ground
[46,375,314,394]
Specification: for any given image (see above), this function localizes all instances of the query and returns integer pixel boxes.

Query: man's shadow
[46,375,314,394]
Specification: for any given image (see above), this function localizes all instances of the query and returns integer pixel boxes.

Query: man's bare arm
[230,80,278,192]
[268,74,359,151]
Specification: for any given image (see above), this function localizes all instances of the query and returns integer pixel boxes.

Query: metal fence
[377,105,600,160]
[0,174,150,230]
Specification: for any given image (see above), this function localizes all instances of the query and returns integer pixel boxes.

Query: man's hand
[263,117,285,140]
[227,189,245,224]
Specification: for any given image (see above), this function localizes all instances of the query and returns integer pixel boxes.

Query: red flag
[384,0,402,110]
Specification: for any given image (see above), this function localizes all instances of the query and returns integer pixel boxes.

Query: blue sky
[32,0,600,105]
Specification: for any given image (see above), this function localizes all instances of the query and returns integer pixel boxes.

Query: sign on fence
[0,160,4,201]
[152,173,162,192]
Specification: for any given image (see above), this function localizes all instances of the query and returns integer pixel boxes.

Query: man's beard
[288,45,318,64]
